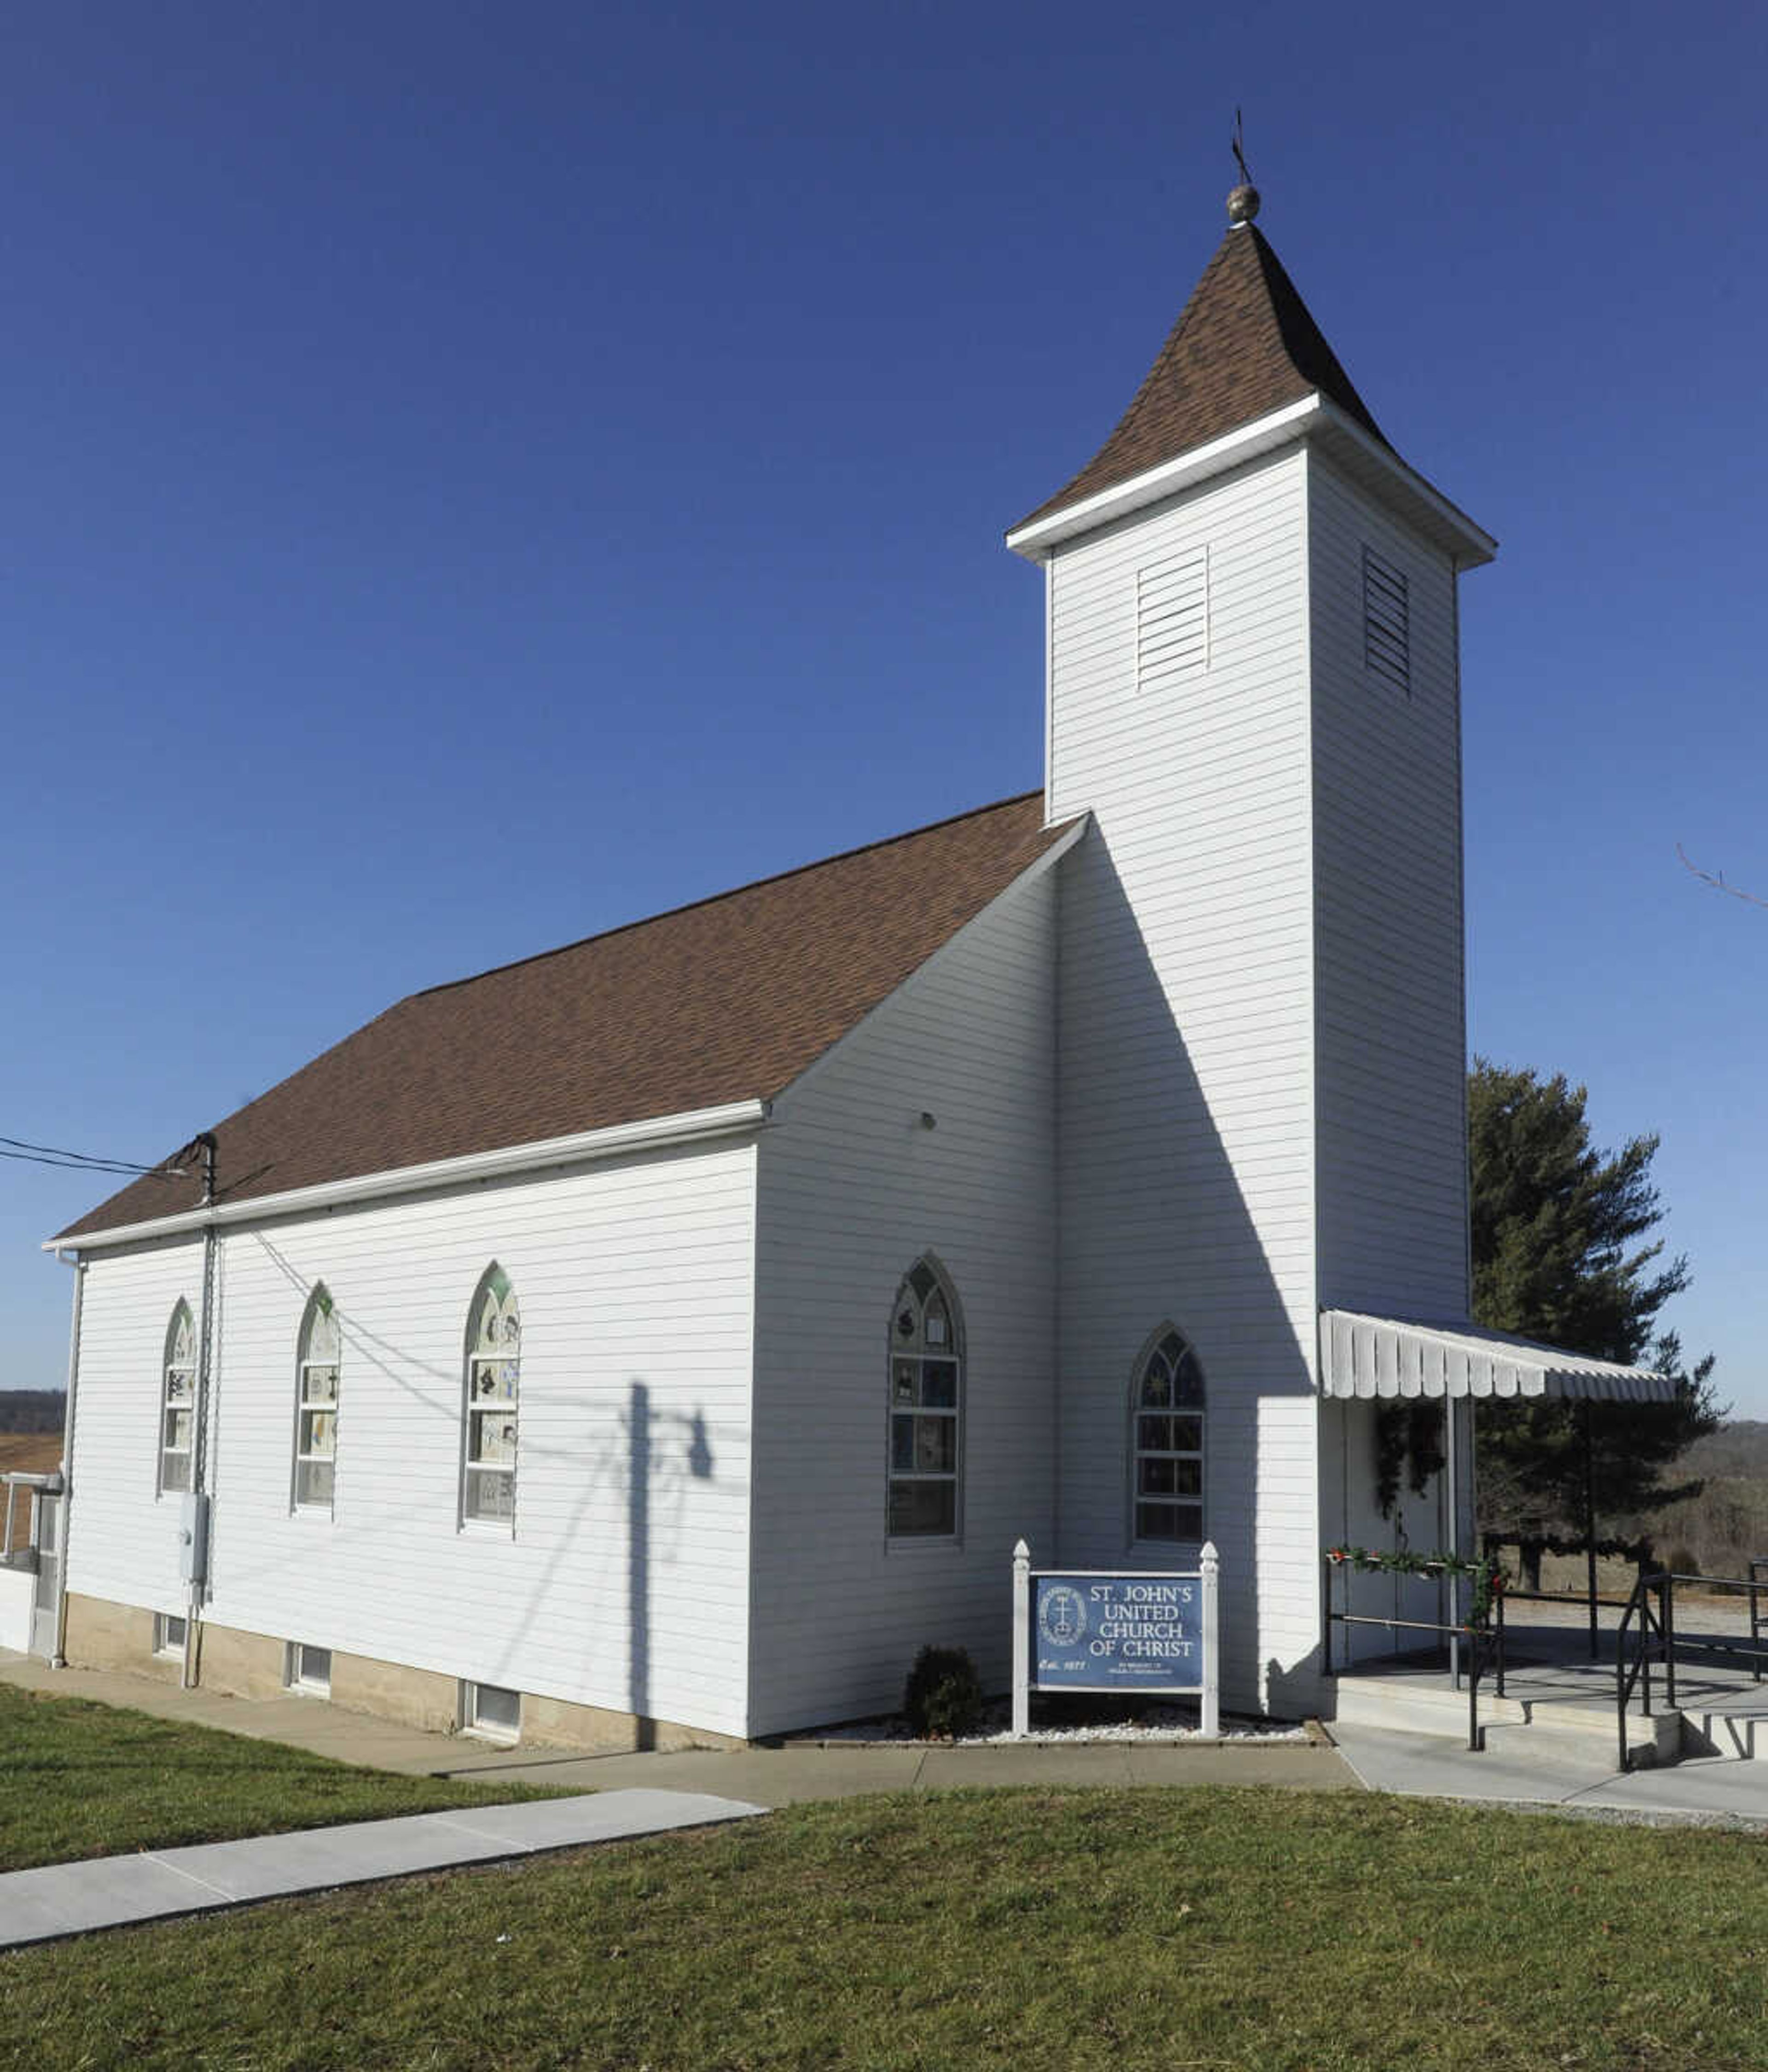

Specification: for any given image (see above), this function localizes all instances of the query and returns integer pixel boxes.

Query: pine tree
[1469,1059,1722,1584]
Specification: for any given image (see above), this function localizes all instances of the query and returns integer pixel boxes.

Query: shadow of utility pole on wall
[628,1379,715,1752]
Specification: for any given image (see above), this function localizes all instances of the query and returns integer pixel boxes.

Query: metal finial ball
[1227,183,1260,226]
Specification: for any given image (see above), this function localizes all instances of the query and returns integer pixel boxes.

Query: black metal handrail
[1616,1570,1673,1770]
[1321,1555,1506,1752]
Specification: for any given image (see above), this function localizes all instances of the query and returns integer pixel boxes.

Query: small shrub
[1664,1544,1701,1578]
[902,1645,983,1739]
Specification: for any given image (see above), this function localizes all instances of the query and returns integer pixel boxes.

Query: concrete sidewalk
[0,1653,1356,1801]
[0,1791,766,1950]
[1328,1718,1768,1825]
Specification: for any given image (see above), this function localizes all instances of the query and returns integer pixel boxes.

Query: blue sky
[5,2,1765,1412]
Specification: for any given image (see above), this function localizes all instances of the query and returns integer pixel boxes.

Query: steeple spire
[1011,199,1390,536]
[1227,108,1260,227]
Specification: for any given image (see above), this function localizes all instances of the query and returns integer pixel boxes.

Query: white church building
[25,182,1667,1746]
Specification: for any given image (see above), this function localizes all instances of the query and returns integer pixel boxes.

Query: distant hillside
[1677,1421,1768,1481]
[0,1391,65,1436]
[1613,1422,1768,1579]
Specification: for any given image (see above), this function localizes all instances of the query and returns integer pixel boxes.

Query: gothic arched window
[888,1257,962,1539]
[159,1300,196,1496]
[463,1265,520,1527]
[1131,1326,1205,1543]
[293,1285,340,1514]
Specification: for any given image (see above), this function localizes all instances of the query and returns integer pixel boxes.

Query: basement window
[286,1643,332,1697]
[153,1613,187,1658]
[1362,545,1410,694]
[463,1681,522,1742]
[1136,548,1210,691]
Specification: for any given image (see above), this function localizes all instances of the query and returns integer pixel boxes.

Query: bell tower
[1008,180,1495,1709]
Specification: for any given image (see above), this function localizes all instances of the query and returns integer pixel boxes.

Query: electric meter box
[178,1492,209,1585]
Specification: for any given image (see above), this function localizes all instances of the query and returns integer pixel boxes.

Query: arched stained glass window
[293,1285,340,1514]
[888,1257,962,1539]
[159,1300,196,1496]
[1131,1326,1205,1543]
[463,1265,520,1527]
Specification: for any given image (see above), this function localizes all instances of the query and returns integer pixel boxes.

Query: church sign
[1010,1540,1219,1738]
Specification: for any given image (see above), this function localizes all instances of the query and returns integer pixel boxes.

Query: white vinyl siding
[1046,446,1321,1715]
[66,1141,758,1741]
[64,1239,204,1626]
[1309,455,1469,1324]
[750,860,1061,1738]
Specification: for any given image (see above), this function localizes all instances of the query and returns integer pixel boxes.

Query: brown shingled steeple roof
[1013,221,1391,535]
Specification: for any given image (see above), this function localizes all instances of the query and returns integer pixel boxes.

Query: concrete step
[1680,1708,1768,1763]
[1326,1674,1681,1768]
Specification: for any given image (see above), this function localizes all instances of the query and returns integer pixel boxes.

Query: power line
[0,1134,185,1179]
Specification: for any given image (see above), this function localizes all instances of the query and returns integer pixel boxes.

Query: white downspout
[182,1133,219,1691]
[51,1250,85,1666]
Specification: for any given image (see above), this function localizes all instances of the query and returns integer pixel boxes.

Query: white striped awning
[1318,1310,1675,1403]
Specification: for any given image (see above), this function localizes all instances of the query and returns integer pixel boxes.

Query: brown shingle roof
[1014,224,1390,534]
[61,792,1075,1239]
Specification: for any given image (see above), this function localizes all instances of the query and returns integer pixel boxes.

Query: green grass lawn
[5,1784,1768,2070]
[0,1683,565,1873]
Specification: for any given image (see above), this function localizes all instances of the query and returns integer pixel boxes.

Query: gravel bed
[794,1699,1311,1747]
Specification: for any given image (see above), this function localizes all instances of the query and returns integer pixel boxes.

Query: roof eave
[1006,393,1496,573]
[1310,400,1497,571]
[1006,396,1323,561]
[46,1098,774,1255]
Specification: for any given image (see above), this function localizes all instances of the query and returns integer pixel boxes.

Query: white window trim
[885,1255,964,1546]
[292,1285,340,1517]
[153,1612,187,1658]
[461,1680,521,1743]
[157,1300,196,1500]
[460,1265,520,1535]
[1128,1323,1208,1551]
[285,1641,332,1697]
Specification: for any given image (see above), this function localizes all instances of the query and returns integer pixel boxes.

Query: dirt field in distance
[0,1433,62,1476]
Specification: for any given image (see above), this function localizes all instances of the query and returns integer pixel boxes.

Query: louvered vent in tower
[1136,548,1210,692]
[1363,545,1409,694]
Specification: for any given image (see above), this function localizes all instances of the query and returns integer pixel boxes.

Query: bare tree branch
[1677,843,1768,910]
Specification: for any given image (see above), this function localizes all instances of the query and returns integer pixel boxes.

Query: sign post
[1012,1538,1031,1739]
[1011,1540,1220,1739]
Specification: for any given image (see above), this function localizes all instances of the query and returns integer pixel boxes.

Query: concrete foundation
[63,1594,181,1684]
[522,1691,744,1755]
[57,1593,745,1750]
[195,1622,285,1702]
[329,1649,459,1735]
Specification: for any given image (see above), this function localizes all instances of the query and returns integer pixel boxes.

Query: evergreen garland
[1406,1401,1446,1496]
[1481,1531,1655,1566]
[1325,1544,1507,1626]
[1373,1405,1409,1518]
